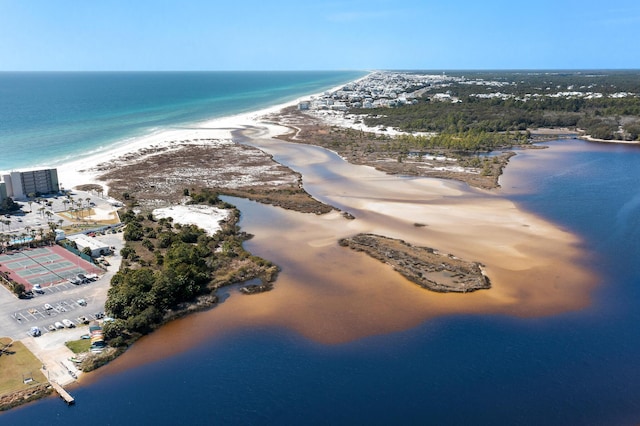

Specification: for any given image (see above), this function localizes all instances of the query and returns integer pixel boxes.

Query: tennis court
[0,245,102,289]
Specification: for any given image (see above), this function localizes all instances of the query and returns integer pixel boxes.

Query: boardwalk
[50,381,74,405]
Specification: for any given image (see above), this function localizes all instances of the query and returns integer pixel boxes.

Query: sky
[0,0,638,71]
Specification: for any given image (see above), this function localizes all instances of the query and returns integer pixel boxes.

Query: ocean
[2,74,640,425]
[0,71,365,171]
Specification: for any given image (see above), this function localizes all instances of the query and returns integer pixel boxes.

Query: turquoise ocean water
[0,71,365,171]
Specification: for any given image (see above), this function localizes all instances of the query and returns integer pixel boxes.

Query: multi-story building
[0,168,59,200]
[0,181,7,204]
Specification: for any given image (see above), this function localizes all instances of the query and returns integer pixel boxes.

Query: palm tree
[19,232,27,248]
[0,233,7,253]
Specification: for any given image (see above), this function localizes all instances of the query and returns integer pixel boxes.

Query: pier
[50,381,74,405]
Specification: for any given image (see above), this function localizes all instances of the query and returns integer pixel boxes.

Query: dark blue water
[3,138,640,425]
[0,71,364,170]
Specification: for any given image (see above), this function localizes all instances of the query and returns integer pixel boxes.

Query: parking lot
[12,297,101,324]
[10,282,106,336]
[0,232,124,340]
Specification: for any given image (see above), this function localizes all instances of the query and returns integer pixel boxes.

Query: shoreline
[2,73,372,190]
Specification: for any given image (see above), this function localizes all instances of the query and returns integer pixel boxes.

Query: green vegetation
[65,339,92,354]
[0,197,20,214]
[392,130,529,152]
[0,338,50,410]
[103,193,279,347]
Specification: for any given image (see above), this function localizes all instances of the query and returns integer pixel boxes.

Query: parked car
[54,321,64,329]
[62,319,75,328]
[77,299,87,306]
[44,303,53,310]
[29,326,41,337]
[33,284,44,294]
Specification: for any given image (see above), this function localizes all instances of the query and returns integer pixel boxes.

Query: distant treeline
[388,130,529,152]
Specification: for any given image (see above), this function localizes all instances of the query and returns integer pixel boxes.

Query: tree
[82,247,93,257]
[12,282,26,298]
[124,222,144,241]
[0,197,20,213]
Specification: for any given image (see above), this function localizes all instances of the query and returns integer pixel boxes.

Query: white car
[62,319,75,328]
[29,326,41,337]
[44,303,53,310]
[77,299,87,306]
[33,284,44,294]
[54,321,64,329]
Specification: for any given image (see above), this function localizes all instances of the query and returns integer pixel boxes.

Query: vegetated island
[269,106,526,190]
[338,233,490,293]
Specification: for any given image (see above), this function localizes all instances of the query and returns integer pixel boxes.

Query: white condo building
[0,168,59,201]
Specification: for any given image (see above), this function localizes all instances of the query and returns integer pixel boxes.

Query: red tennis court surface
[0,245,103,290]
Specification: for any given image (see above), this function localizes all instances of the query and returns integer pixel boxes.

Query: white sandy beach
[55,80,364,192]
[153,205,229,235]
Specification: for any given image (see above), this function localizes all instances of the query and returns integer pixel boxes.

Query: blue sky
[0,0,638,71]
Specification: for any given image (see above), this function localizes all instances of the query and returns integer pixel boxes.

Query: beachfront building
[0,182,7,204]
[0,168,59,200]
[66,233,110,257]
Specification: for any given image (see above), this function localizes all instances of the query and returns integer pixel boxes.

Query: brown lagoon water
[4,138,640,425]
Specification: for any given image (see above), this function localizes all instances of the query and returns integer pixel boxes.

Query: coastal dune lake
[6,137,640,425]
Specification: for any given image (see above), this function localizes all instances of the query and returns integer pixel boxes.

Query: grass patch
[0,337,47,395]
[65,338,91,354]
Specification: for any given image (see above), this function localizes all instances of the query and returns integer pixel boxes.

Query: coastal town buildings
[0,168,59,201]
[298,71,638,113]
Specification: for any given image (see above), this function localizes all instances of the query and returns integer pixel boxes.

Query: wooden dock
[51,381,75,405]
